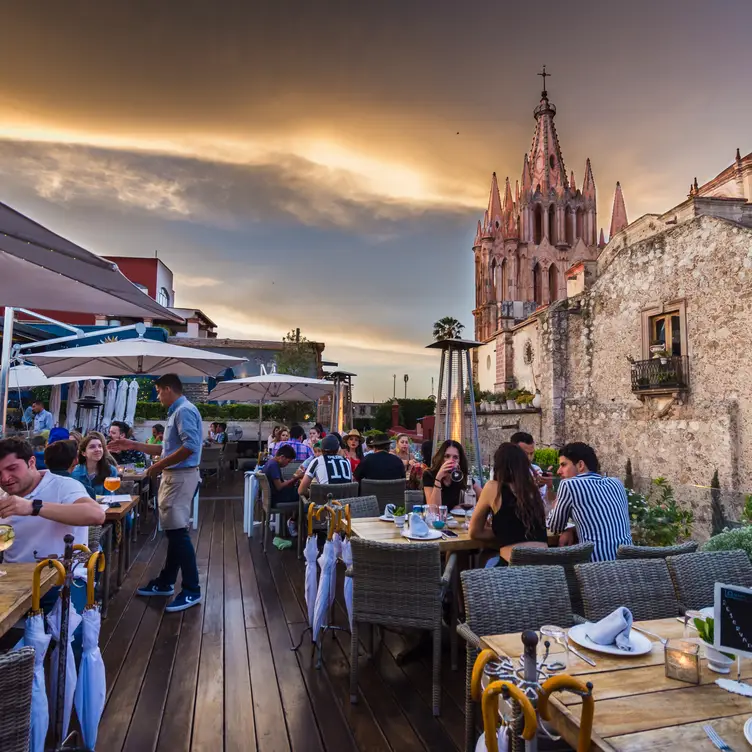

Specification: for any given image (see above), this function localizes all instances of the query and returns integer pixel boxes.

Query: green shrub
[134,401,311,422]
[742,494,752,525]
[629,478,694,547]
[533,448,559,471]
[702,526,752,560]
[372,398,436,431]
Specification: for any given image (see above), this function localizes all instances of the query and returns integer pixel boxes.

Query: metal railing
[631,356,689,392]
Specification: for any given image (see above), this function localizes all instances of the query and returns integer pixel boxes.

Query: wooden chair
[298,482,359,557]
[360,478,407,513]
[616,542,698,560]
[349,538,457,716]
[0,647,34,752]
[575,559,680,621]
[344,495,380,518]
[200,445,222,487]
[254,471,299,553]
[509,542,595,615]
[666,550,752,611]
[458,566,574,752]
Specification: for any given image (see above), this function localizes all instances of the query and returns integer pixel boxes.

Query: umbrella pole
[257,400,263,460]
[0,307,14,438]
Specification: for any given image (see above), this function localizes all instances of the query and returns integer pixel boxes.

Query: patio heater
[426,338,484,485]
[325,370,355,433]
[75,395,104,433]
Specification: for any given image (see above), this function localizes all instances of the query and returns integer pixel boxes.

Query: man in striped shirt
[548,442,632,562]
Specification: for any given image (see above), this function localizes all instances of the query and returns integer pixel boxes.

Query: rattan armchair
[297,481,360,557]
[360,477,407,513]
[509,542,594,615]
[404,490,425,511]
[616,542,698,560]
[281,461,302,480]
[667,550,752,611]
[344,495,380,518]
[349,538,456,716]
[0,647,34,752]
[199,445,222,487]
[575,559,680,622]
[255,471,299,553]
[458,566,574,752]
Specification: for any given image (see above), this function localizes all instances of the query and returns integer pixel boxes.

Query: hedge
[134,401,314,422]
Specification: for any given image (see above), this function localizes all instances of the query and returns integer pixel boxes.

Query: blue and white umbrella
[47,598,82,739]
[74,606,106,749]
[20,612,51,752]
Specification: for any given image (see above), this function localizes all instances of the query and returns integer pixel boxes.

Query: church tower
[473,70,602,342]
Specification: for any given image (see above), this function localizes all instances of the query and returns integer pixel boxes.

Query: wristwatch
[31,499,43,517]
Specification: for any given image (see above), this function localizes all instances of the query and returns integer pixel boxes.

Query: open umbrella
[47,596,83,739]
[125,379,139,426]
[102,379,117,428]
[8,365,108,389]
[28,336,246,378]
[114,380,128,422]
[49,384,62,427]
[74,553,106,750]
[65,380,79,431]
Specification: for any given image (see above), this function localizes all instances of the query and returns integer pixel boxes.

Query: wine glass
[540,625,568,671]
[103,476,121,498]
[460,487,476,530]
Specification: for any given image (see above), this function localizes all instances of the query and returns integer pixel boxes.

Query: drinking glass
[460,489,475,530]
[425,505,439,524]
[438,505,448,524]
[103,476,121,497]
[540,624,568,671]
[683,609,707,639]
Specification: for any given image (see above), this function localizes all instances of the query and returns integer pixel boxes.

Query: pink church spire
[599,228,606,247]
[521,154,532,194]
[528,71,567,195]
[609,181,628,237]
[570,170,576,193]
[503,177,517,237]
[486,172,503,227]
[582,158,596,201]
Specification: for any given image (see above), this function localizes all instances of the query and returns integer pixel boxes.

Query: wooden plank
[232,499,264,628]
[247,626,291,752]
[224,501,256,751]
[191,502,225,751]
[350,517,485,553]
[0,563,57,638]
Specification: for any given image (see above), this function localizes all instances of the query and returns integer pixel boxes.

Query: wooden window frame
[640,299,687,361]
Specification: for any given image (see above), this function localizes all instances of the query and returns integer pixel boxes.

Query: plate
[451,508,466,517]
[401,528,443,541]
[568,623,653,656]
[379,514,394,522]
[743,716,752,744]
[446,519,459,528]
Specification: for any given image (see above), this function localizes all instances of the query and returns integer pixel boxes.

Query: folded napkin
[408,513,430,538]
[586,606,634,651]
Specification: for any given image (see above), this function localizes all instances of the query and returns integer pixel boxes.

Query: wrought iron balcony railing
[631,356,689,393]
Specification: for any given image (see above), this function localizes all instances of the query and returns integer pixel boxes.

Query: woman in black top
[422,440,482,511]
[468,442,547,562]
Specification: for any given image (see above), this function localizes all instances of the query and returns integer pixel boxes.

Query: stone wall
[476,409,543,468]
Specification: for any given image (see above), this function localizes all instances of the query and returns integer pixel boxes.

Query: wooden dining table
[481,617,752,750]
[98,495,139,615]
[0,562,58,638]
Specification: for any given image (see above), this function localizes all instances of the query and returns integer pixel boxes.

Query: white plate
[379,514,394,522]
[401,528,443,541]
[675,606,714,625]
[568,623,653,656]
[450,508,467,517]
[743,716,752,745]
[446,518,459,528]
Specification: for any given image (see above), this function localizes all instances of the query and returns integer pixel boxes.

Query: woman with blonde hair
[392,433,415,472]
[268,425,289,456]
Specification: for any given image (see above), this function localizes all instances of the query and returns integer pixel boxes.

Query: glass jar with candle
[664,639,700,684]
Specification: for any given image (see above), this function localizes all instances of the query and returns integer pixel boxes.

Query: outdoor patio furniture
[360,478,407,513]
[255,472,299,553]
[221,442,239,476]
[404,490,425,511]
[0,646,34,752]
[344,496,380,518]
[575,559,680,621]
[616,541,698,560]
[666,550,752,611]
[298,482,360,557]
[200,445,222,487]
[281,461,301,481]
[458,565,574,752]
[349,538,456,716]
[509,542,594,615]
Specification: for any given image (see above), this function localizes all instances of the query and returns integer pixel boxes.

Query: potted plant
[392,506,406,529]
[506,389,519,410]
[649,341,665,356]
[654,349,671,365]
[694,617,734,674]
[516,389,533,409]
[532,390,542,409]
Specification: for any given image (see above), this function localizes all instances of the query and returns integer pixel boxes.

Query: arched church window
[548,204,556,244]
[576,208,584,240]
[490,259,497,299]
[549,155,555,169]
[534,205,543,244]
[548,263,559,303]
[500,259,508,301]
[533,263,542,305]
[565,207,574,245]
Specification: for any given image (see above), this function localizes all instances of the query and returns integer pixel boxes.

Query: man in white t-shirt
[299,435,353,496]
[0,437,105,564]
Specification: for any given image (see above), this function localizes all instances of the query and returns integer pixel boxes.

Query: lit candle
[664,639,700,684]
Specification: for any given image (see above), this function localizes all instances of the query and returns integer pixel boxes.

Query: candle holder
[664,639,700,684]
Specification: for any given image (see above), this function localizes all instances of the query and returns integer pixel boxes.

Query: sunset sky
[1,1,750,400]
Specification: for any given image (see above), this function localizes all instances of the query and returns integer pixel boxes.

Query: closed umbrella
[22,614,51,752]
[125,379,139,426]
[340,536,354,630]
[49,384,62,427]
[312,537,337,644]
[329,533,342,612]
[304,530,319,630]
[65,380,79,431]
[114,380,128,422]
[102,379,117,428]
[47,598,82,739]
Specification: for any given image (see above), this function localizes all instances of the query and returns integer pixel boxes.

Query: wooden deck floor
[97,488,467,751]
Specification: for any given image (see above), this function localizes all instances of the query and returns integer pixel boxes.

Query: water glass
[425,505,439,524]
[438,505,448,524]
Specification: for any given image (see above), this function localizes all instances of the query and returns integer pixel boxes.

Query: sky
[0,0,750,401]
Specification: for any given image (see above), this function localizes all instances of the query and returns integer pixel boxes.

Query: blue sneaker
[137,579,175,597]
[165,590,202,613]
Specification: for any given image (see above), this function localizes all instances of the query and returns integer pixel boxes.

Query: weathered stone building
[476,148,752,534]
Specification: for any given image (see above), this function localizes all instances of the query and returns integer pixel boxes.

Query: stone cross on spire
[538,65,550,98]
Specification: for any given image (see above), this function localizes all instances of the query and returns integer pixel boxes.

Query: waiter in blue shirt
[108,373,203,612]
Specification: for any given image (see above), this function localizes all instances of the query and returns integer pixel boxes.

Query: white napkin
[408,513,430,538]
[586,607,634,651]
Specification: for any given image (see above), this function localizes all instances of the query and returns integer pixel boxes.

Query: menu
[714,582,752,659]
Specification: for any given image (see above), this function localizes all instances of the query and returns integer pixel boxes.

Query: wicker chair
[617,542,698,560]
[344,496,380,519]
[88,524,103,552]
[404,490,425,511]
[458,566,574,752]
[349,538,456,716]
[200,445,222,487]
[0,647,34,752]
[360,478,407,513]
[667,550,752,611]
[509,542,595,615]
[255,472,299,553]
[298,482,360,557]
[281,461,302,481]
[575,559,680,621]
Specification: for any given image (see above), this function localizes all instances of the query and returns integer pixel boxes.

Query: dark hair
[510,431,534,446]
[31,435,47,449]
[44,440,78,472]
[275,445,296,460]
[493,443,546,537]
[290,425,306,441]
[421,440,433,463]
[153,423,165,434]
[314,423,324,435]
[110,421,130,436]
[0,437,34,462]
[32,399,45,407]
[559,442,600,473]
[430,440,469,481]
[330,432,343,447]
[219,422,227,431]
[154,373,183,393]
[79,433,115,484]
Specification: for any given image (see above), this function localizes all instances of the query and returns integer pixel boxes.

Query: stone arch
[533,204,543,244]
[532,262,542,305]
[576,207,584,240]
[548,262,559,303]
[500,258,508,301]
[548,204,556,244]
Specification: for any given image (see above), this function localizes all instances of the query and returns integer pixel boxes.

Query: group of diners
[262,427,633,564]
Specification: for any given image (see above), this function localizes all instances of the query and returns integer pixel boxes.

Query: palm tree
[432,317,465,341]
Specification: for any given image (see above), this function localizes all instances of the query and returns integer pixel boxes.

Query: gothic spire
[599,228,606,248]
[570,170,576,193]
[609,181,628,237]
[503,177,517,237]
[528,73,567,196]
[487,172,503,226]
[521,154,532,194]
[582,158,596,201]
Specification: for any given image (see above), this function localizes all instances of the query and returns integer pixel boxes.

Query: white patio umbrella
[20,613,52,752]
[304,531,319,630]
[102,379,117,428]
[28,336,246,378]
[311,537,337,644]
[49,384,62,427]
[74,607,106,750]
[114,379,128,422]
[65,380,79,431]
[47,599,82,739]
[125,379,139,426]
[8,365,109,389]
[340,536,354,629]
